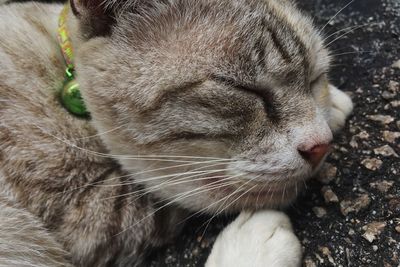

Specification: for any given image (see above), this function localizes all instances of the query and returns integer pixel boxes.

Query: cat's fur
[0,0,353,266]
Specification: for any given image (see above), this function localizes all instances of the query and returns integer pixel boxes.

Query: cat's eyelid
[210,74,278,120]
[210,74,268,95]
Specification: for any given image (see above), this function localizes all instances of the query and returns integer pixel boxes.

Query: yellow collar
[57,3,89,118]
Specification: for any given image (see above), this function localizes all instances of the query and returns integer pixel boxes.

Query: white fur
[328,85,354,132]
[206,210,302,267]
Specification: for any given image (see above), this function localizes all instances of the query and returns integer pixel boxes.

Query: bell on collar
[61,78,89,117]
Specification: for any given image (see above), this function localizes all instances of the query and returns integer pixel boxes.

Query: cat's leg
[205,210,302,267]
[328,84,354,132]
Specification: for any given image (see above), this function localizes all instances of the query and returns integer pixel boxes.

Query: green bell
[61,78,89,117]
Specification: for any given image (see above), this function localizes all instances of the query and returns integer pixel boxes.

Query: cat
[0,0,354,266]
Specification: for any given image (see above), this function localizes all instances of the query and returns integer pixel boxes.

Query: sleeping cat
[0,0,353,266]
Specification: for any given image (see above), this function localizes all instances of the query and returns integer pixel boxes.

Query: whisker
[91,167,226,188]
[256,181,269,208]
[329,50,375,58]
[185,175,262,230]
[268,182,276,204]
[96,171,233,201]
[153,174,244,207]
[321,23,371,45]
[325,23,379,48]
[35,124,236,162]
[281,182,287,205]
[54,161,231,196]
[199,175,263,236]
[116,172,245,212]
[320,0,355,33]
[114,178,244,236]
[129,171,246,204]
[198,187,246,237]
[184,183,245,228]
[75,125,126,140]
[219,174,263,215]
[218,184,258,215]
[302,179,308,190]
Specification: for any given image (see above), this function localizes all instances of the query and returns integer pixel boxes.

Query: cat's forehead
[115,0,329,87]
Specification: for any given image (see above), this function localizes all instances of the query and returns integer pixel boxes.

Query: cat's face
[77,0,333,212]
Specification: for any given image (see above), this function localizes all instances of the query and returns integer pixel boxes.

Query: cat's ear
[69,0,117,37]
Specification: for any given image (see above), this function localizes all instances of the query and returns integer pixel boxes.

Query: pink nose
[298,144,331,167]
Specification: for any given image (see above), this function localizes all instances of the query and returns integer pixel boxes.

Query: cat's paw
[328,85,354,132]
[205,210,302,267]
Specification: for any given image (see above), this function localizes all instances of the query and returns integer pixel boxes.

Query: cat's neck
[0,3,65,86]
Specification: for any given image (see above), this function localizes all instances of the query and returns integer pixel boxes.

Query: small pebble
[322,186,339,203]
[361,158,383,171]
[192,247,199,256]
[362,222,386,243]
[319,246,335,264]
[382,91,396,99]
[388,198,400,215]
[304,258,317,267]
[383,131,400,143]
[392,59,400,69]
[373,145,399,157]
[317,163,337,184]
[391,100,400,107]
[350,137,358,148]
[313,207,327,218]
[357,131,370,139]
[388,80,399,92]
[340,194,371,216]
[369,180,394,193]
[367,115,395,125]
[200,240,209,249]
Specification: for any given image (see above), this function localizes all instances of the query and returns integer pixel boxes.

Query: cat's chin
[204,180,304,213]
[156,178,304,214]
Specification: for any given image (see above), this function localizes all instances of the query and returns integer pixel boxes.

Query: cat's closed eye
[210,74,279,121]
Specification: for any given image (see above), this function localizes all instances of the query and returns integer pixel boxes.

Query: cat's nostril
[298,144,331,168]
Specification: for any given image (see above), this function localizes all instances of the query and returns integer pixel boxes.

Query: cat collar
[57,3,89,118]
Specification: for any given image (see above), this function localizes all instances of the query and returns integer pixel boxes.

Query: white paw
[205,210,302,267]
[328,85,354,132]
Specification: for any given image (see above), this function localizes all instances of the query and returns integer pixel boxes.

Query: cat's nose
[298,143,331,168]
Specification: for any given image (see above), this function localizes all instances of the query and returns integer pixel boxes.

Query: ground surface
[148,0,400,266]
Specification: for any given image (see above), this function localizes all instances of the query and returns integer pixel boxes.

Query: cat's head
[73,0,334,212]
